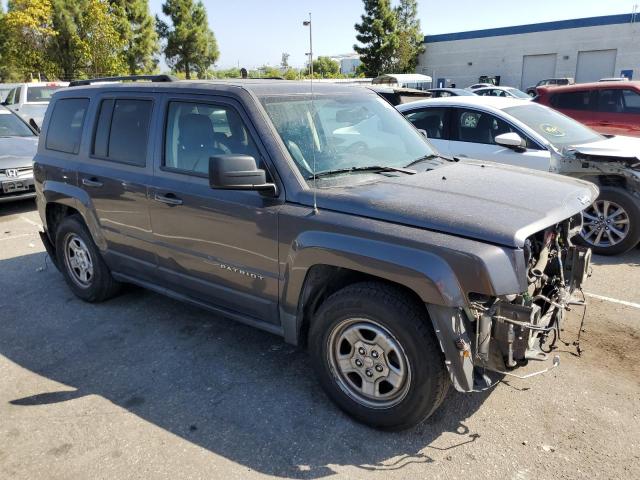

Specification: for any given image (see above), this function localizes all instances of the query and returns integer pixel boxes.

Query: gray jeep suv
[34,76,596,430]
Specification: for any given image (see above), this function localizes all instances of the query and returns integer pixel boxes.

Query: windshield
[26,86,63,103]
[506,88,531,99]
[260,93,435,180]
[0,109,35,137]
[503,103,603,147]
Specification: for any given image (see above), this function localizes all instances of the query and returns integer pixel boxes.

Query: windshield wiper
[404,154,455,168]
[307,165,417,180]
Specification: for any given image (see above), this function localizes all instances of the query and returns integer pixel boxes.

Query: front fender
[282,231,466,315]
[42,180,107,251]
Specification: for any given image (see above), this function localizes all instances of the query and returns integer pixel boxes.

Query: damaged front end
[470,216,591,388]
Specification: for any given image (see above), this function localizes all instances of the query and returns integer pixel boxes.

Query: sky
[148,0,638,70]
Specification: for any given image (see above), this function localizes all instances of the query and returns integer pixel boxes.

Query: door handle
[82,177,103,188]
[154,193,183,206]
[457,154,469,158]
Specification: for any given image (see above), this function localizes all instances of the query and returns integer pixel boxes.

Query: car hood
[312,161,598,248]
[567,135,640,163]
[0,136,38,169]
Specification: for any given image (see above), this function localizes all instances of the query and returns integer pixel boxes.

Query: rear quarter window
[45,98,89,154]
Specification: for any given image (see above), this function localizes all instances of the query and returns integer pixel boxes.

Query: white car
[398,97,640,255]
[2,81,68,127]
[473,86,532,100]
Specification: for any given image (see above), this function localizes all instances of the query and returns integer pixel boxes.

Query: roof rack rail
[69,75,177,87]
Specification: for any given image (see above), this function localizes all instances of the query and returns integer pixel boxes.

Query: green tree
[353,0,398,77]
[156,0,219,79]
[394,0,424,73]
[312,56,340,77]
[1,0,58,80]
[109,0,158,74]
[48,0,126,80]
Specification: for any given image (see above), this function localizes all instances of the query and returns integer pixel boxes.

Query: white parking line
[20,216,42,228]
[585,292,640,310]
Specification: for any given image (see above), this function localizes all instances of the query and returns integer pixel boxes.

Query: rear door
[147,94,282,324]
[593,88,640,137]
[402,107,451,155]
[76,94,157,281]
[447,107,552,170]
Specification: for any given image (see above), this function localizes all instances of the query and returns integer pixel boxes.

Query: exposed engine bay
[469,216,592,382]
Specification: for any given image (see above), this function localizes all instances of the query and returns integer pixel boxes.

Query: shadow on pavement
[0,198,37,217]
[0,252,490,478]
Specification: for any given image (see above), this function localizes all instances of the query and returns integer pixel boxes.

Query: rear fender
[42,180,107,250]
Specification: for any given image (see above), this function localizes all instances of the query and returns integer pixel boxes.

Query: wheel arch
[279,231,466,346]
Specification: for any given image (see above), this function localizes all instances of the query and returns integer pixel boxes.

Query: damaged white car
[399,97,640,255]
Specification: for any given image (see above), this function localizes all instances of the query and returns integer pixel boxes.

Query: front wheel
[309,282,449,430]
[579,186,640,255]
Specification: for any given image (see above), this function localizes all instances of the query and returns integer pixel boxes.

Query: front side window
[92,99,152,166]
[404,108,448,139]
[0,109,36,137]
[503,103,603,147]
[622,89,640,113]
[164,101,260,175]
[45,98,89,154]
[260,93,434,180]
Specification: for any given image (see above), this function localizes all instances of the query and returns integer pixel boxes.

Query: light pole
[303,13,313,77]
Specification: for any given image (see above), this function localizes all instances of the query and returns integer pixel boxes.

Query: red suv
[535,81,640,137]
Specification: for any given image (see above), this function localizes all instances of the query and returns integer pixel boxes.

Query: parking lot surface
[1,200,639,480]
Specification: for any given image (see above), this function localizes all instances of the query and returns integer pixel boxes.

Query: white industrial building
[417,13,640,90]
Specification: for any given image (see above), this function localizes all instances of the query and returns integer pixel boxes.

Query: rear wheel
[309,282,449,430]
[55,215,120,302]
[579,187,640,255]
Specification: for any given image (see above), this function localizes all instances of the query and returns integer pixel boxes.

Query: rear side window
[550,91,591,110]
[45,98,89,154]
[404,108,448,139]
[92,99,152,166]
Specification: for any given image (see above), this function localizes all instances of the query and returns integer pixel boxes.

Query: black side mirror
[209,155,276,193]
[29,118,41,134]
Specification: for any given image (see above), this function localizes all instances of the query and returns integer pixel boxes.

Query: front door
[148,96,282,324]
[447,107,552,171]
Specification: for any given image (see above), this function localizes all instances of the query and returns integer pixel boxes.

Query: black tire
[55,215,120,302]
[578,186,640,256]
[309,282,449,430]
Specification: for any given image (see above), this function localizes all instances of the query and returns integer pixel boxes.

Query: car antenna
[304,12,318,214]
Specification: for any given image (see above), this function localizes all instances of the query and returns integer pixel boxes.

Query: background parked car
[366,85,432,105]
[474,86,532,100]
[525,78,574,97]
[467,83,494,90]
[2,81,68,127]
[534,81,640,137]
[426,88,477,98]
[398,97,640,255]
[0,105,39,203]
